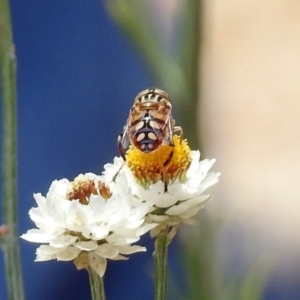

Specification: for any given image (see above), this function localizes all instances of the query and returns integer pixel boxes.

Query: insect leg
[113,133,127,182]
[163,147,174,167]
[163,148,174,192]
[173,126,184,143]
[118,133,127,161]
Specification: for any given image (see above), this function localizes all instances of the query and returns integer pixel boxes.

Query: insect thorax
[134,88,172,109]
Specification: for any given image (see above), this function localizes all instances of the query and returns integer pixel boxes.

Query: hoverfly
[118,87,183,170]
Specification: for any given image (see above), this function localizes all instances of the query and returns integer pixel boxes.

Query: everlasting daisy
[106,136,220,236]
[21,172,156,278]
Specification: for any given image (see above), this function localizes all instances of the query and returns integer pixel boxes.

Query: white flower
[131,152,219,227]
[21,172,156,277]
[110,136,220,236]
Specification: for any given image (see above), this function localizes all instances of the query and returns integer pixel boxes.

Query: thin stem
[154,226,169,300]
[88,268,106,300]
[0,0,25,299]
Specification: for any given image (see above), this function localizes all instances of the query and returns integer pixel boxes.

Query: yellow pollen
[126,135,191,188]
[67,178,112,204]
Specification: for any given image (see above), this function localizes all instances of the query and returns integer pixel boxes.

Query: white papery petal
[89,253,107,277]
[36,244,82,262]
[21,229,56,243]
[111,254,128,260]
[135,222,158,236]
[126,203,152,222]
[103,157,124,181]
[104,196,131,223]
[134,184,179,208]
[178,205,204,220]
[35,245,59,261]
[106,234,140,246]
[49,235,78,248]
[33,193,46,210]
[47,179,69,203]
[63,200,83,229]
[198,172,220,192]
[120,219,145,230]
[88,195,106,217]
[96,243,119,259]
[82,225,109,240]
[117,245,146,255]
[29,207,61,233]
[112,225,140,237]
[74,240,98,251]
[165,195,210,216]
[56,247,81,261]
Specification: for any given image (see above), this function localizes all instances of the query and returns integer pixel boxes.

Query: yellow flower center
[126,135,191,189]
[67,177,112,204]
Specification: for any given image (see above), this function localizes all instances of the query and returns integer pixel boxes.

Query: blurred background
[200,1,300,299]
[1,0,300,299]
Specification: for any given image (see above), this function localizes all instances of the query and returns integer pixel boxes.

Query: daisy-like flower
[105,136,220,236]
[21,172,156,277]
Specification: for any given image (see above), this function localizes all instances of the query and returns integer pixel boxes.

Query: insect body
[118,88,183,163]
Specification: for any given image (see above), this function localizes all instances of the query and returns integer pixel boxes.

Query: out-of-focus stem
[0,0,25,299]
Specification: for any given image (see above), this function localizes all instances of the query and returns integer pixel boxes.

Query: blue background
[0,1,162,299]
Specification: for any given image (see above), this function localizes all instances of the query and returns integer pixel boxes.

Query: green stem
[0,0,25,300]
[154,227,169,300]
[88,268,106,300]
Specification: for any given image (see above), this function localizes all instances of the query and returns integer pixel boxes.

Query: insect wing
[118,112,133,159]
[149,109,173,146]
[161,115,174,145]
[120,123,131,151]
